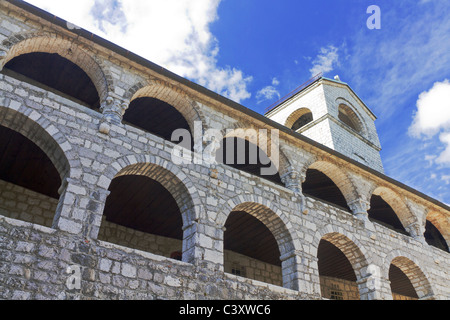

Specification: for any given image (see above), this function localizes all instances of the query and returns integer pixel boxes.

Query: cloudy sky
[24,0,450,204]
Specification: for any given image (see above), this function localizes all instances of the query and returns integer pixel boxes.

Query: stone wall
[0,179,57,227]
[0,0,449,301]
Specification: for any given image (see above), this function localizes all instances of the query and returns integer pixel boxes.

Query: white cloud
[256,78,281,104]
[24,0,252,103]
[309,45,339,77]
[442,174,450,184]
[409,80,450,164]
[409,79,450,138]
[436,132,450,164]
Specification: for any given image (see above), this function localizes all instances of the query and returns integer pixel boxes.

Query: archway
[97,161,198,262]
[123,97,192,150]
[0,107,71,228]
[388,256,433,300]
[221,200,296,288]
[317,233,368,300]
[424,220,449,252]
[98,174,183,258]
[216,137,283,186]
[224,210,282,286]
[302,168,351,212]
[368,189,409,235]
[4,52,100,110]
[285,108,314,131]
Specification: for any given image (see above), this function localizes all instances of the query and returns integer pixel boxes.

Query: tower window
[338,104,361,133]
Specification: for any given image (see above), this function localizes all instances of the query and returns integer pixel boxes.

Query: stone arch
[217,194,299,256]
[124,79,206,136]
[217,194,301,288]
[312,227,372,299]
[425,210,450,251]
[0,32,111,103]
[0,102,78,229]
[312,227,371,271]
[303,159,358,207]
[0,102,74,183]
[383,251,435,299]
[285,107,314,131]
[220,121,291,179]
[369,186,416,233]
[99,153,204,227]
[335,98,367,137]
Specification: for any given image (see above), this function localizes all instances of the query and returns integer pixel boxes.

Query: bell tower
[265,75,384,173]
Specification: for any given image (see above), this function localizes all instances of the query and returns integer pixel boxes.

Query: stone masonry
[0,0,449,300]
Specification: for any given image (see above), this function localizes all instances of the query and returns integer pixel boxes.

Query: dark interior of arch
[102,175,183,241]
[216,137,283,186]
[317,239,357,282]
[4,52,100,110]
[424,220,449,252]
[0,124,61,199]
[367,195,408,235]
[291,112,313,131]
[123,97,193,150]
[302,169,351,212]
[338,109,358,132]
[224,211,281,266]
[389,264,419,299]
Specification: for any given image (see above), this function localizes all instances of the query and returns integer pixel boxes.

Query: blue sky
[25,0,450,205]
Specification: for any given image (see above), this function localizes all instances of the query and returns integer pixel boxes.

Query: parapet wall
[0,0,449,300]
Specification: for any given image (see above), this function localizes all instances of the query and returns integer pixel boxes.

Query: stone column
[99,93,129,134]
[280,250,321,297]
[348,198,376,235]
[182,218,224,271]
[357,264,393,300]
[405,221,427,244]
[281,167,308,214]
[53,177,110,239]
[0,48,7,71]
[405,200,428,244]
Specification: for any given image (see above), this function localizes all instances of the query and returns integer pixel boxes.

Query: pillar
[53,177,110,239]
[181,218,224,271]
[281,167,308,214]
[99,93,129,134]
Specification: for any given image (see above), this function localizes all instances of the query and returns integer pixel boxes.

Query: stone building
[0,0,449,300]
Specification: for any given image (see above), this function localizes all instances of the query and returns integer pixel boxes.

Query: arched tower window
[292,111,313,131]
[285,108,314,131]
[338,104,362,134]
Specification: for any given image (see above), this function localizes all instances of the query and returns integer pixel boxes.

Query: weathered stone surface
[0,0,448,301]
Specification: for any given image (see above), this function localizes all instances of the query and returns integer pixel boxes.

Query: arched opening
[216,137,283,185]
[424,220,449,252]
[338,104,361,133]
[302,169,351,212]
[291,111,313,131]
[0,124,61,227]
[224,210,282,286]
[98,174,183,258]
[123,97,193,150]
[317,238,360,300]
[367,195,408,235]
[388,256,433,300]
[389,264,419,300]
[3,52,100,110]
